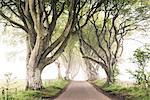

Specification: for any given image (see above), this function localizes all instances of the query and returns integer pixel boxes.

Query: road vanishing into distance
[55,81,111,100]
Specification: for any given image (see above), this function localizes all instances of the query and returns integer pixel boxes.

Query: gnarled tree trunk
[25,36,45,90]
[26,67,43,90]
[24,0,77,90]
[105,68,114,84]
[0,0,102,90]
[85,60,99,81]
[56,61,63,80]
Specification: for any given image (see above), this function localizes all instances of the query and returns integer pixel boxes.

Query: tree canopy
[0,0,149,89]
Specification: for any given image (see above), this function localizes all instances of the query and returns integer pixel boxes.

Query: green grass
[93,80,150,100]
[0,79,69,100]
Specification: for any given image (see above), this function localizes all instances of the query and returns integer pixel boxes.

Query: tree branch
[0,10,27,32]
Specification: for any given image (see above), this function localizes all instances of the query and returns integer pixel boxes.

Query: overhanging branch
[0,10,27,32]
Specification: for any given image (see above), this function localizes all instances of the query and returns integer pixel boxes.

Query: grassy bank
[93,80,150,100]
[0,79,69,100]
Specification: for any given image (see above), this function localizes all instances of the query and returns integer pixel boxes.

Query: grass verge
[93,80,150,100]
[0,79,69,100]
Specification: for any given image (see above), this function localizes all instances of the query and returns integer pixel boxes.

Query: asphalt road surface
[55,81,111,100]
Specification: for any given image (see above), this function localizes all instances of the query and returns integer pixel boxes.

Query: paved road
[55,81,111,100]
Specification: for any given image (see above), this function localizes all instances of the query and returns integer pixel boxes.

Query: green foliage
[14,80,69,100]
[133,47,150,66]
[0,79,69,100]
[128,46,150,88]
[66,34,79,51]
[94,80,150,100]
[111,64,120,82]
[52,13,68,41]
[62,33,79,61]
[93,79,106,87]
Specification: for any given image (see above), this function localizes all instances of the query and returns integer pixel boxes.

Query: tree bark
[85,60,99,81]
[0,0,101,90]
[105,67,114,85]
[64,49,72,80]
[56,61,63,80]
[25,35,45,90]
[26,67,43,90]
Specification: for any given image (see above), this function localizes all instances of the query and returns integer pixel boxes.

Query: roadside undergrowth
[93,80,150,100]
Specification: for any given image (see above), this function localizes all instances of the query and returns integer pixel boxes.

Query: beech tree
[0,0,105,90]
[79,25,100,81]
[85,59,99,81]
[54,60,62,79]
[78,0,150,84]
[63,42,76,80]
[62,48,81,80]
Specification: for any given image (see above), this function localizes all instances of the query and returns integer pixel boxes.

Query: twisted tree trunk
[0,0,101,90]
[85,60,99,81]
[105,68,114,84]
[26,67,43,90]
[25,36,46,90]
[56,61,63,80]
